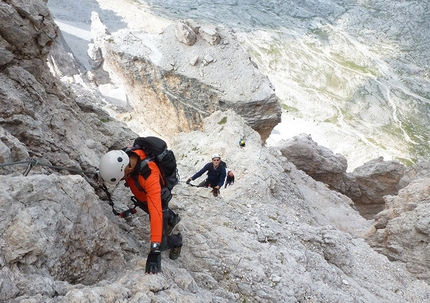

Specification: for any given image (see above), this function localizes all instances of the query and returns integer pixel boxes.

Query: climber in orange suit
[99,149,182,274]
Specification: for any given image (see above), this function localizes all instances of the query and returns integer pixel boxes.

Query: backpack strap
[157,149,168,162]
[124,146,167,191]
[131,158,165,192]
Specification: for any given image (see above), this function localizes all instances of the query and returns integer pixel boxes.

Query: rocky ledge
[91,16,281,141]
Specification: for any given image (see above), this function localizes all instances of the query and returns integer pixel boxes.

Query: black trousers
[197,179,218,189]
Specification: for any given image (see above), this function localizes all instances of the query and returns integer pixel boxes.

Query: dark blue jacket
[191,162,226,188]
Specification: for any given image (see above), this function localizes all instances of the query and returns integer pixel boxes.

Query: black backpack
[220,160,227,169]
[126,136,179,191]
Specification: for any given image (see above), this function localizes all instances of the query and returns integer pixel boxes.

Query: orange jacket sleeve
[138,162,163,243]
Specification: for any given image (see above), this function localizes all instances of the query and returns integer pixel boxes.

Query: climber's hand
[145,250,161,274]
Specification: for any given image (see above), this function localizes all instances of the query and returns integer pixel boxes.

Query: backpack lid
[133,136,167,157]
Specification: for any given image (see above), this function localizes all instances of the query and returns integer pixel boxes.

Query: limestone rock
[175,21,197,46]
[90,11,110,45]
[2,0,430,302]
[189,54,199,66]
[202,54,215,65]
[0,0,135,176]
[96,20,281,142]
[0,36,13,66]
[0,0,58,74]
[399,161,430,188]
[351,157,407,216]
[87,43,104,69]
[277,134,407,218]
[47,32,85,77]
[366,177,430,281]
[0,127,30,175]
[199,24,221,46]
[184,19,201,34]
[0,175,130,284]
[277,133,348,188]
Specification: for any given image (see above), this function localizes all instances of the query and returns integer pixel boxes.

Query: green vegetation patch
[218,116,227,124]
[332,54,377,76]
[323,115,339,124]
[281,104,299,113]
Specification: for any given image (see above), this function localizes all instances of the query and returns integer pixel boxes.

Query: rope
[0,158,97,176]
[0,160,35,167]
[1,158,128,218]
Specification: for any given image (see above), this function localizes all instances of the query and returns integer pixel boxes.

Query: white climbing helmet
[99,150,130,185]
[211,153,221,160]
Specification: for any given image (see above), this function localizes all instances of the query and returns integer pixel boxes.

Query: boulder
[366,177,430,282]
[199,24,220,46]
[175,21,197,46]
[278,134,407,218]
[350,157,407,217]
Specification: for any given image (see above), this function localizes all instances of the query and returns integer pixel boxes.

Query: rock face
[277,134,407,218]
[366,174,430,281]
[3,109,430,302]
[3,0,430,302]
[0,0,134,176]
[0,0,56,72]
[0,175,128,288]
[277,134,430,282]
[350,157,407,217]
[94,18,281,141]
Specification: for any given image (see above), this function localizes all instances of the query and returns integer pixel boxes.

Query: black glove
[145,250,161,274]
[186,178,191,184]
